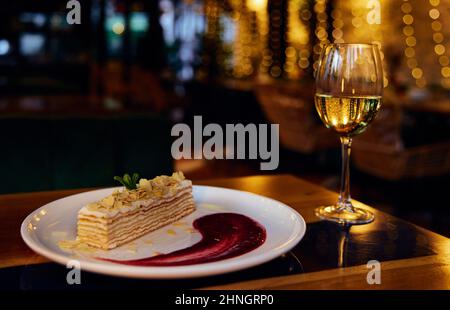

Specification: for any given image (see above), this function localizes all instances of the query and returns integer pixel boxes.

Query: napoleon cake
[77,172,195,250]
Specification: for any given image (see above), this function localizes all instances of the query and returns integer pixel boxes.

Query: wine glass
[314,43,383,224]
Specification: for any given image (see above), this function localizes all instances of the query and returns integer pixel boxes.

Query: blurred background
[0,0,449,236]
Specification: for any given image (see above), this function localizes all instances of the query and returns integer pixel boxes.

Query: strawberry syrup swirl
[101,213,266,266]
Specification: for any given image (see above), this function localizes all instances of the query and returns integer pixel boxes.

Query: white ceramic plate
[21,185,306,279]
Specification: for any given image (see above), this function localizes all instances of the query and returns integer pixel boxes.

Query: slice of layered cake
[77,172,195,250]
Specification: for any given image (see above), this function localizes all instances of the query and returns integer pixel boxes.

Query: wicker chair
[353,104,450,180]
[255,83,337,153]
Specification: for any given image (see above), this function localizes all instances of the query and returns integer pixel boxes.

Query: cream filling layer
[77,182,195,249]
[78,197,194,236]
[78,206,195,249]
[78,189,193,226]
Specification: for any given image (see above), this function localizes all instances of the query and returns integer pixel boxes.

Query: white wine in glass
[315,43,384,225]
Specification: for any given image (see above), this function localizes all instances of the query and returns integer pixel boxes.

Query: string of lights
[401,0,427,88]
[267,0,284,78]
[231,0,253,78]
[203,0,221,77]
[246,0,269,77]
[204,0,219,41]
[369,1,388,88]
[297,2,312,72]
[313,0,329,72]
[427,0,450,89]
[331,1,344,43]
[201,0,445,87]
[285,0,309,79]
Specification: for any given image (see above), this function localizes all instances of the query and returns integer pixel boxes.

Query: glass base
[315,205,374,225]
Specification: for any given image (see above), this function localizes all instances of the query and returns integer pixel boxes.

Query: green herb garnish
[114,173,140,190]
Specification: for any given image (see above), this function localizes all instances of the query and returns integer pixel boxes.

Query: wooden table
[1,174,450,290]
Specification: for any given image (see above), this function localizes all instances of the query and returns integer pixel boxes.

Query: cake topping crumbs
[58,239,98,254]
[87,172,186,212]
[166,229,177,236]
[125,243,137,253]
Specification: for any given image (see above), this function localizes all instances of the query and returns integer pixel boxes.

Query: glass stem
[338,136,353,211]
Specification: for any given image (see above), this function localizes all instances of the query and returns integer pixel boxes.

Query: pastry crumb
[167,229,177,236]
[58,239,97,254]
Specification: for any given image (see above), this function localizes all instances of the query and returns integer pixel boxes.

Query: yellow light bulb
[412,68,423,79]
[434,44,445,55]
[441,67,450,78]
[403,15,414,25]
[112,22,125,35]
[247,0,267,11]
[429,9,440,20]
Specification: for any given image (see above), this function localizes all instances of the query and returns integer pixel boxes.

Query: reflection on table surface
[0,210,436,290]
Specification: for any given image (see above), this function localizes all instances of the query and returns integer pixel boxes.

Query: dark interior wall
[0,114,173,194]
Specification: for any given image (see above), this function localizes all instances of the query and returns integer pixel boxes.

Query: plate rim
[20,185,306,279]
